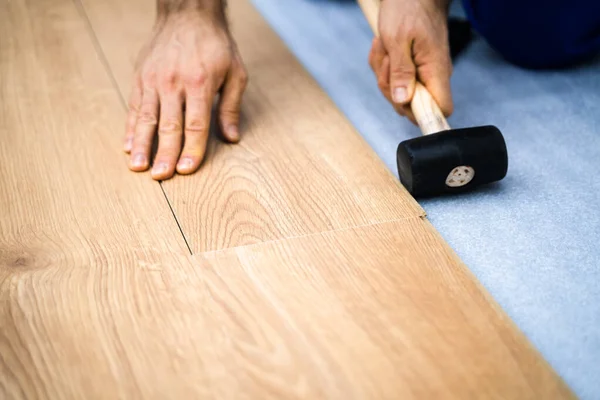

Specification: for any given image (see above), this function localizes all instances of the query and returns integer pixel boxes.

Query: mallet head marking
[446,166,475,187]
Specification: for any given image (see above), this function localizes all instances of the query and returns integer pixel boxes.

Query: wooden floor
[0,0,573,398]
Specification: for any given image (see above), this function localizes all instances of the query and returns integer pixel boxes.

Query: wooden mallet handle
[358,0,451,135]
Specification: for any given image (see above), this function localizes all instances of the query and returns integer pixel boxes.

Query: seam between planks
[72,0,431,258]
[197,212,429,257]
[72,0,193,255]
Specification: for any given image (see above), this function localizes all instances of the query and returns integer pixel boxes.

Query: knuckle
[220,109,238,121]
[137,111,158,126]
[159,118,182,135]
[185,127,208,138]
[390,64,415,79]
[381,28,408,46]
[160,69,179,90]
[402,25,419,41]
[184,67,207,87]
[185,119,207,136]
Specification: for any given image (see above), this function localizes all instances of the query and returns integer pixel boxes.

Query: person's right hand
[368,0,453,123]
[125,9,248,180]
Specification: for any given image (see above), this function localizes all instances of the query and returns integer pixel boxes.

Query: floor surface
[1,0,571,397]
[249,0,600,398]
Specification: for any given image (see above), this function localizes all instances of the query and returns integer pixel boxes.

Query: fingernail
[226,125,239,141]
[177,157,193,171]
[152,162,168,176]
[131,154,146,168]
[393,87,408,103]
[124,137,133,152]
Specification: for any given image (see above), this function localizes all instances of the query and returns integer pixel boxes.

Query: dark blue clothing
[461,0,600,68]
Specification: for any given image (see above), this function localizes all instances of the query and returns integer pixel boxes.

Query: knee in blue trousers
[461,0,600,68]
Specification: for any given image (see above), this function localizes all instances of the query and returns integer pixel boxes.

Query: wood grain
[1,219,574,399]
[202,218,574,399]
[1,0,574,398]
[0,0,189,263]
[0,0,194,396]
[79,0,425,253]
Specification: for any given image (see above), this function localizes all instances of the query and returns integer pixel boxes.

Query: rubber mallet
[358,0,508,198]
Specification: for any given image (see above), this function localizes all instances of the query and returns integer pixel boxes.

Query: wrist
[157,0,226,23]
[426,0,452,14]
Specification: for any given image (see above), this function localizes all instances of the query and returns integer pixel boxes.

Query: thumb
[387,39,417,106]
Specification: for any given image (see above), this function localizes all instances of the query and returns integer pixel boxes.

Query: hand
[368,0,453,123]
[124,10,248,180]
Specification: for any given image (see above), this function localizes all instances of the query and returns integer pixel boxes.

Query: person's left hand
[124,10,248,180]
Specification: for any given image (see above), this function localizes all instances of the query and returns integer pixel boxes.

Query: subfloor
[250,0,600,398]
[0,0,579,398]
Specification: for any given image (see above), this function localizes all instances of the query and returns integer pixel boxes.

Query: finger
[417,47,454,117]
[371,38,412,121]
[380,57,418,124]
[176,76,213,175]
[124,77,142,153]
[369,37,386,73]
[377,55,394,104]
[218,57,248,143]
[129,85,159,172]
[151,92,184,180]
[386,35,417,107]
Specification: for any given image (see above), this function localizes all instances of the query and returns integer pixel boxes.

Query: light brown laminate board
[194,218,574,398]
[0,0,193,395]
[0,218,574,399]
[1,252,205,399]
[0,0,574,398]
[0,0,188,262]
[79,0,425,253]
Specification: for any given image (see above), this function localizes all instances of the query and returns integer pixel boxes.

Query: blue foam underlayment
[248,0,600,398]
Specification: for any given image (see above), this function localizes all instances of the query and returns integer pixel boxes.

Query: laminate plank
[0,0,573,397]
[196,218,573,399]
[0,253,209,399]
[79,0,425,253]
[0,0,188,262]
[0,0,193,396]
[1,219,573,398]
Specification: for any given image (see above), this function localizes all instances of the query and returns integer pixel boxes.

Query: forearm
[156,0,227,22]
[391,0,450,14]
[427,0,452,13]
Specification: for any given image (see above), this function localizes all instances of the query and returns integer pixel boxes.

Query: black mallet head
[396,125,508,198]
